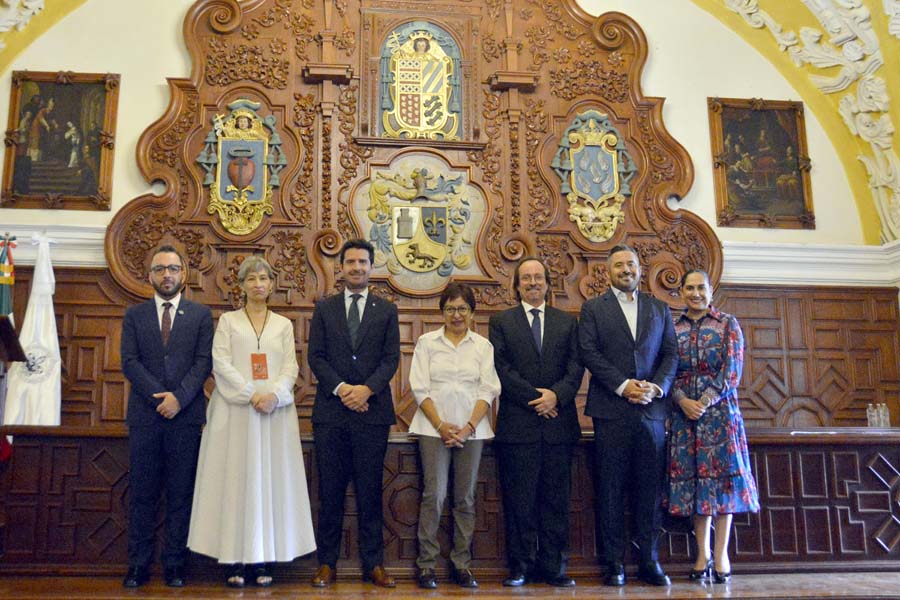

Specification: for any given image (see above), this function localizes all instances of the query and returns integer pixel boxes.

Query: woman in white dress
[188,256,315,587]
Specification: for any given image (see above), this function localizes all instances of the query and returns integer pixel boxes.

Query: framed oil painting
[1,71,120,210]
[708,97,814,229]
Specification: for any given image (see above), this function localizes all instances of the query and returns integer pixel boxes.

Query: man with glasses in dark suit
[489,257,583,588]
[121,245,213,588]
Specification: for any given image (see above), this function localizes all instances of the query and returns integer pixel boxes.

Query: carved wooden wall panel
[3,430,899,576]
[716,286,900,429]
[8,268,900,432]
[105,0,720,315]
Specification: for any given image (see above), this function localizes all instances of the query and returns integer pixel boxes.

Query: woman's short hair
[439,281,476,312]
[680,268,710,288]
[237,255,274,283]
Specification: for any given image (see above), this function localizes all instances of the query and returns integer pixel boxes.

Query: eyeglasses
[150,264,183,274]
[443,306,471,315]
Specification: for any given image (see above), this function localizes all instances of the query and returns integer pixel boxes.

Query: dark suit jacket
[579,289,677,421]
[121,297,214,427]
[489,305,584,444]
[308,291,400,427]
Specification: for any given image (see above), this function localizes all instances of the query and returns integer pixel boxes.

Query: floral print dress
[667,307,760,517]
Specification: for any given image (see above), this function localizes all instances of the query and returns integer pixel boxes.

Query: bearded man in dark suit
[579,244,678,587]
[307,238,400,588]
[489,257,584,588]
[121,245,213,589]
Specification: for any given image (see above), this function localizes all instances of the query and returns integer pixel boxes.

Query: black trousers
[127,424,201,569]
[313,422,390,571]
[592,415,666,565]
[496,440,575,578]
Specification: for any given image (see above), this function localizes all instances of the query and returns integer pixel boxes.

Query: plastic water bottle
[867,403,876,427]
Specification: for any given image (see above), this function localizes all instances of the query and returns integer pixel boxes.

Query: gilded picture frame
[708,97,814,229]
[1,70,120,210]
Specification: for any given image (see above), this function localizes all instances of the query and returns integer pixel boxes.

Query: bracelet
[435,420,444,431]
[467,421,476,434]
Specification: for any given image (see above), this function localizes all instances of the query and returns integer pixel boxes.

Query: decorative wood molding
[721,240,900,287]
[2,429,900,576]
[5,225,900,290]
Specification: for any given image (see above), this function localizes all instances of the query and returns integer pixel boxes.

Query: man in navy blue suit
[120,245,213,588]
[307,238,400,588]
[579,244,677,587]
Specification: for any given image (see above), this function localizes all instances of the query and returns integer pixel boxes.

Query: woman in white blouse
[188,256,315,587]
[409,282,501,590]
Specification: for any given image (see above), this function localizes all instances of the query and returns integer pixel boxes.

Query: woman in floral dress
[667,270,759,584]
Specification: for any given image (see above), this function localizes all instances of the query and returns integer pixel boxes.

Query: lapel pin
[178,310,185,315]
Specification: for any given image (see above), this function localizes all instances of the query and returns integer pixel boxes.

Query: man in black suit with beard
[307,238,400,588]
[579,244,678,587]
[120,245,213,589]
[489,257,584,588]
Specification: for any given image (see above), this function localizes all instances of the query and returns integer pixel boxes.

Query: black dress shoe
[417,567,437,589]
[165,566,186,587]
[713,568,731,583]
[546,575,576,587]
[452,567,478,588]
[123,566,149,588]
[689,559,713,581]
[502,571,526,587]
[603,562,625,586]
[637,561,671,586]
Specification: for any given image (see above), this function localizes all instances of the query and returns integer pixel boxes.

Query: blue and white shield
[570,143,618,205]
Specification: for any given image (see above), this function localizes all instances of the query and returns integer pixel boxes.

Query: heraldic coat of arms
[552,110,637,243]
[196,99,285,235]
[355,154,485,290]
[380,26,461,141]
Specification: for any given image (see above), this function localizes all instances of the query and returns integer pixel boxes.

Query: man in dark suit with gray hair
[121,245,213,589]
[579,244,677,587]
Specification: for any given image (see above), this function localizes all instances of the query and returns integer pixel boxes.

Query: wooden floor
[3,573,900,599]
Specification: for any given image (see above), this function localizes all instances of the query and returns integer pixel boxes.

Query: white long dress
[188,310,316,563]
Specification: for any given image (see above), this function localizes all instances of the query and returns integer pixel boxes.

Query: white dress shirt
[610,287,662,399]
[344,287,368,320]
[409,327,501,439]
[334,288,370,396]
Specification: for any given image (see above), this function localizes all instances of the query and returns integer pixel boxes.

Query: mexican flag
[0,234,15,461]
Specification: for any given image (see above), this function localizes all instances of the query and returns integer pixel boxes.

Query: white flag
[3,234,61,426]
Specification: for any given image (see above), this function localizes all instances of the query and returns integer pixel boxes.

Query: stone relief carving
[0,0,43,52]
[886,0,900,38]
[723,0,900,240]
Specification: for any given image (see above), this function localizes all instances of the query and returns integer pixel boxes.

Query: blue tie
[530,308,542,353]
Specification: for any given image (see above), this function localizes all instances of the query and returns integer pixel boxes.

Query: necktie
[530,308,542,353]
[161,302,172,346]
[348,293,362,347]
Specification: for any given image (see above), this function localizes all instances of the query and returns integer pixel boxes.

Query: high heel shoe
[712,568,731,583]
[689,560,713,581]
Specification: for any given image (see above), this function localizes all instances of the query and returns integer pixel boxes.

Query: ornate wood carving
[6,267,899,433]
[3,428,899,576]
[104,0,719,311]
